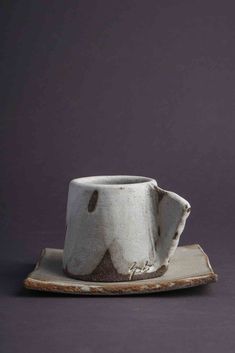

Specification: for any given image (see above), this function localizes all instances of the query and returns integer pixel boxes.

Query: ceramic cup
[63,175,191,282]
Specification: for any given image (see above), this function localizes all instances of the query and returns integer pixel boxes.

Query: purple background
[1,1,234,352]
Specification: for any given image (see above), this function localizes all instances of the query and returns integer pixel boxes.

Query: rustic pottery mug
[63,176,191,282]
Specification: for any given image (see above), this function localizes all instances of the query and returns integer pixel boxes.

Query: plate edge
[24,272,218,295]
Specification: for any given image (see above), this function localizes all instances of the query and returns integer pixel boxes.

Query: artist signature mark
[128,261,153,280]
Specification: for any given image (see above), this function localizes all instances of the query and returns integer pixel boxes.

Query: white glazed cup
[63,176,191,282]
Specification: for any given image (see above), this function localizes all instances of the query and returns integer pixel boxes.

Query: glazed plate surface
[24,244,217,295]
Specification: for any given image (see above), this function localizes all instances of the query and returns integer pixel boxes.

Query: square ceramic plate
[24,244,217,295]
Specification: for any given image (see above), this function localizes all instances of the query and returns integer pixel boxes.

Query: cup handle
[155,186,191,266]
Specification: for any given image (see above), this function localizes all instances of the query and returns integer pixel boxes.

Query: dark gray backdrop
[1,1,234,352]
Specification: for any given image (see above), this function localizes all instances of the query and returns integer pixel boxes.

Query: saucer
[24,244,217,295]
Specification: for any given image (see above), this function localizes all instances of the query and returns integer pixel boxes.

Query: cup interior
[74,175,153,186]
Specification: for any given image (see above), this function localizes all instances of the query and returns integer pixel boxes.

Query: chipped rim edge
[23,244,218,296]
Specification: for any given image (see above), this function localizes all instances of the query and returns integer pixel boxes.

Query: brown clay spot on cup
[155,265,167,277]
[88,190,99,212]
[173,231,178,239]
[184,204,191,213]
[156,188,166,203]
[154,187,166,213]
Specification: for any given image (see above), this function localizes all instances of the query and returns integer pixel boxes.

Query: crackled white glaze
[63,176,191,282]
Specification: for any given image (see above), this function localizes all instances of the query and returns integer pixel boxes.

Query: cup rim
[70,175,157,188]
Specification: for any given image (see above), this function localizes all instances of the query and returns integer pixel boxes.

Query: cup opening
[72,175,154,186]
